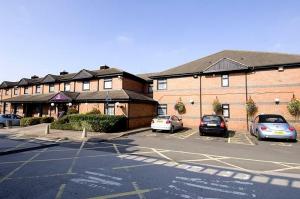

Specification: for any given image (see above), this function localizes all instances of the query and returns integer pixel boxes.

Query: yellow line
[265,165,300,173]
[132,182,146,199]
[181,157,230,162]
[0,148,47,184]
[55,184,66,199]
[68,141,85,174]
[244,134,255,146]
[182,131,197,139]
[113,163,154,170]
[151,148,174,162]
[89,189,154,199]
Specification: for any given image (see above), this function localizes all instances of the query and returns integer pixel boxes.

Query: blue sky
[1,0,300,82]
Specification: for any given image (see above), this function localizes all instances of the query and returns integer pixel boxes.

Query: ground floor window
[157,104,167,115]
[105,103,115,115]
[222,104,230,118]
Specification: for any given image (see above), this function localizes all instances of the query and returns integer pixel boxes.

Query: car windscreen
[156,116,170,119]
[202,116,221,122]
[259,115,286,123]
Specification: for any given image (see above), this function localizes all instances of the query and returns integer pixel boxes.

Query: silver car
[0,114,22,128]
[250,114,297,141]
[151,115,183,133]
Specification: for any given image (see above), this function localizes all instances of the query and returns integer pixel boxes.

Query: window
[157,79,167,90]
[49,84,55,93]
[157,104,167,115]
[104,79,112,89]
[221,74,229,87]
[104,103,115,115]
[5,89,9,95]
[64,83,71,91]
[24,87,29,94]
[14,87,18,95]
[148,84,153,93]
[82,80,90,91]
[36,85,41,93]
[222,104,230,118]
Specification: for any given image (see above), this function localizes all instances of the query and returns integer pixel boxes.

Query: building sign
[50,93,71,102]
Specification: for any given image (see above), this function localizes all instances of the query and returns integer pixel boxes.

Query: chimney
[31,75,39,79]
[60,70,69,75]
[100,65,110,70]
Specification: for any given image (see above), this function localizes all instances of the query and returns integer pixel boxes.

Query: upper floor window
[5,89,9,95]
[24,87,29,95]
[222,104,230,118]
[148,84,153,93]
[221,74,229,87]
[157,104,167,115]
[83,80,90,91]
[104,103,115,115]
[49,84,55,93]
[14,87,18,95]
[104,79,112,89]
[157,79,167,90]
[36,85,41,93]
[64,83,71,91]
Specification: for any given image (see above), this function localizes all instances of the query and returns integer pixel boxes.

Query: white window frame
[157,79,167,90]
[64,83,71,92]
[36,85,41,93]
[222,104,230,118]
[104,79,112,89]
[49,84,55,93]
[105,103,115,115]
[14,87,18,95]
[83,80,90,91]
[221,74,229,87]
[157,104,167,115]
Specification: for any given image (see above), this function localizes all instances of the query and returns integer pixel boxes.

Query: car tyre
[152,129,156,132]
[257,132,262,141]
[0,123,4,128]
[170,126,174,133]
[200,131,204,136]
[223,131,229,138]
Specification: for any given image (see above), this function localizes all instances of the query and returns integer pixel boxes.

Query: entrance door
[57,103,68,118]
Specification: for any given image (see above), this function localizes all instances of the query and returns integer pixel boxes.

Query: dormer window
[83,80,90,91]
[14,87,18,95]
[64,83,71,91]
[49,84,55,93]
[24,87,29,94]
[104,79,112,89]
[5,89,9,95]
[36,85,41,93]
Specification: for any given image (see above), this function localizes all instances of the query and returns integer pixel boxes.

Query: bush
[287,97,300,120]
[40,117,54,123]
[246,97,257,118]
[20,117,42,127]
[212,97,222,115]
[86,108,102,115]
[174,98,186,115]
[50,114,127,133]
[67,108,79,115]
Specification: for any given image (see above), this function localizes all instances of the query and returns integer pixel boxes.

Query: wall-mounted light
[68,102,72,107]
[189,99,194,104]
[118,75,123,79]
[116,102,123,108]
[51,103,55,107]
[278,66,284,72]
[275,98,280,105]
[193,74,198,79]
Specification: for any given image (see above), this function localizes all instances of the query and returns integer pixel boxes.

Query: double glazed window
[104,103,115,115]
[5,89,9,95]
[64,83,71,91]
[222,104,230,118]
[82,80,90,91]
[148,84,153,93]
[104,79,112,89]
[14,87,18,95]
[36,85,41,93]
[157,79,167,90]
[24,87,29,94]
[157,104,167,115]
[221,74,229,87]
[49,84,55,93]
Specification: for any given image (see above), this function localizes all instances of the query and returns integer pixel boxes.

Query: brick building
[0,66,156,129]
[150,50,300,131]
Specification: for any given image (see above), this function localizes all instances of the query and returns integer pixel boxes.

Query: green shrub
[212,97,222,115]
[246,97,257,118]
[287,97,300,120]
[20,117,41,127]
[50,122,73,130]
[40,117,54,123]
[86,108,102,115]
[67,108,79,115]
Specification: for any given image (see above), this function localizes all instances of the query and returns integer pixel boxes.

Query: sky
[0,0,300,82]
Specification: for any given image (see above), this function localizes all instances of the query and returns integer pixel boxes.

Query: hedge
[20,117,55,127]
[50,114,127,133]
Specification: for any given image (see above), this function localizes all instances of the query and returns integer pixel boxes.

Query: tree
[212,97,222,115]
[174,98,186,115]
[246,97,258,119]
[287,96,300,120]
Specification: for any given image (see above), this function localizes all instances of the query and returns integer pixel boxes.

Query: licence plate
[157,120,163,123]
[207,123,217,127]
[275,131,285,135]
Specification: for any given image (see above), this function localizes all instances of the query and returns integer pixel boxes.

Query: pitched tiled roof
[3,93,57,103]
[137,73,157,82]
[0,81,18,89]
[151,50,300,78]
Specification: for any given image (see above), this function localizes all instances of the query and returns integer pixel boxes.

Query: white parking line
[151,148,174,162]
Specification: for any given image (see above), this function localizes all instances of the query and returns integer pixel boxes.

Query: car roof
[258,114,283,117]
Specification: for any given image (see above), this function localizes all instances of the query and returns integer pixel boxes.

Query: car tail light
[166,120,171,124]
[260,126,267,131]
[220,121,225,128]
[289,126,295,131]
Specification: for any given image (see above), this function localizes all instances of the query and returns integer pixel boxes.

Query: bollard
[45,124,50,135]
[82,128,87,138]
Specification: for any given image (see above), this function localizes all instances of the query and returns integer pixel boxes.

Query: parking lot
[0,128,300,199]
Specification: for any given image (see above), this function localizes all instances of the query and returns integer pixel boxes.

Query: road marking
[265,165,300,173]
[0,148,47,184]
[228,136,231,143]
[244,134,255,145]
[68,141,85,174]
[55,184,66,199]
[89,188,155,199]
[113,144,121,156]
[113,163,154,170]
[132,182,146,199]
[181,157,230,162]
[151,148,174,162]
[6,173,76,180]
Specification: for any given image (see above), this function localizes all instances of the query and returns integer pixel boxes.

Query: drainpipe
[199,73,203,118]
[245,72,249,131]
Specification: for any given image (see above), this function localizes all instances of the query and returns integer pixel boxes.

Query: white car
[151,115,183,133]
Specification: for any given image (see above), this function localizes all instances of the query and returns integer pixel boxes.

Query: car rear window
[259,115,286,123]
[156,116,170,119]
[202,116,221,122]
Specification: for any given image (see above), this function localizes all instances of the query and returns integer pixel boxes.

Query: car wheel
[223,131,229,138]
[170,126,174,133]
[152,129,156,132]
[200,131,204,136]
[0,123,4,128]
[257,132,262,141]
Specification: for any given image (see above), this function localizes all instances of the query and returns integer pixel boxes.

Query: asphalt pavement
[0,129,300,199]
